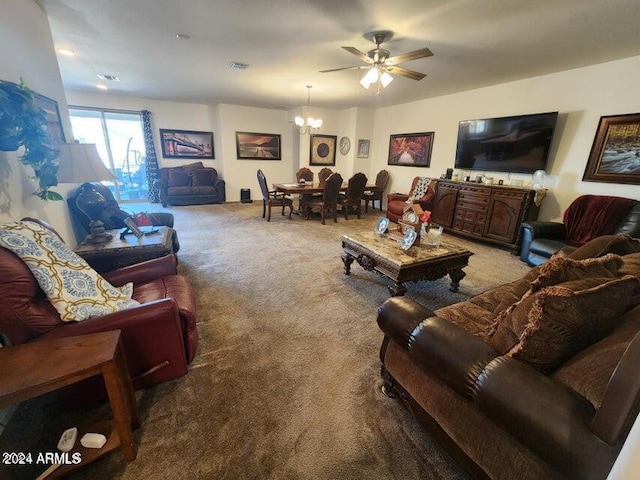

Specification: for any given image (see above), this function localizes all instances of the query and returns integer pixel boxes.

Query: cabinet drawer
[459,192,490,204]
[460,185,490,196]
[491,191,526,201]
[456,200,489,212]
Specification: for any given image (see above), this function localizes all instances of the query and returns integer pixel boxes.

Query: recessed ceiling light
[96,84,108,90]
[97,74,120,82]
[176,33,191,40]
[57,48,75,56]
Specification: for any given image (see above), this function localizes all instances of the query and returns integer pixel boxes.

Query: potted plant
[0,79,62,200]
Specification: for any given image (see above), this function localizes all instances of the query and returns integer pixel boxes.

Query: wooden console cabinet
[432,180,540,249]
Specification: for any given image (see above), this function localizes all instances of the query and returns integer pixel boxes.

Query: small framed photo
[388,132,434,167]
[235,132,281,160]
[123,217,144,239]
[583,113,640,185]
[310,134,337,166]
[357,139,370,158]
[159,129,214,159]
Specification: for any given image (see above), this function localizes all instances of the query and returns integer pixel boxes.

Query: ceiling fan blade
[386,47,434,65]
[387,66,426,81]
[341,46,374,64]
[319,65,368,73]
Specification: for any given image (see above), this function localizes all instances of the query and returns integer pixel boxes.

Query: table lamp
[56,143,117,244]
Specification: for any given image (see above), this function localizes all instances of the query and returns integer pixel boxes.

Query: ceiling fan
[320,31,433,93]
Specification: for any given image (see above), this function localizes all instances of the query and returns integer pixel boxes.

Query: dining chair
[303,173,343,225]
[257,169,293,221]
[295,167,314,183]
[318,168,333,185]
[363,169,390,213]
[338,172,368,220]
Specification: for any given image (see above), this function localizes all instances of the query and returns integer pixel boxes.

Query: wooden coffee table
[341,231,474,296]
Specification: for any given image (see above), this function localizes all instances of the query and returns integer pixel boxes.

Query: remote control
[57,427,78,452]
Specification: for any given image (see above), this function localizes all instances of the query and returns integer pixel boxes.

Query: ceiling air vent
[229,62,249,70]
[97,74,120,82]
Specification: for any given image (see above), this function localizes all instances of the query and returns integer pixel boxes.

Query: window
[69,108,148,202]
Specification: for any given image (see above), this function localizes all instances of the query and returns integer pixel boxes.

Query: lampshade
[360,67,394,93]
[294,86,322,135]
[56,143,116,183]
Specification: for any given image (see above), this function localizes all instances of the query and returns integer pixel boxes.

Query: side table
[74,226,174,273]
[0,330,140,479]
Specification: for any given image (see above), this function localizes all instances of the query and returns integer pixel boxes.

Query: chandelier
[294,85,322,135]
[360,65,394,94]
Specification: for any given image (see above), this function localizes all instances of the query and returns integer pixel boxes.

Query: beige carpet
[1,202,531,480]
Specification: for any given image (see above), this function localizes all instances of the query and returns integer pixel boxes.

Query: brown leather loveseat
[154,161,226,207]
[377,234,640,480]
[0,221,197,392]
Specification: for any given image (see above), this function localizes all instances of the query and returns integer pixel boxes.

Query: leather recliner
[0,221,197,392]
[520,195,640,266]
[386,177,436,223]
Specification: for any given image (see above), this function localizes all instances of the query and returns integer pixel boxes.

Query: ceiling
[37,0,640,110]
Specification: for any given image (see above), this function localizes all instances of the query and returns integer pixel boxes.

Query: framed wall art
[583,113,640,185]
[235,132,281,160]
[33,92,66,145]
[388,132,434,167]
[310,134,337,166]
[357,139,370,158]
[159,128,214,159]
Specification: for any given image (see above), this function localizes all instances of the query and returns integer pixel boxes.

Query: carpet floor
[0,202,531,480]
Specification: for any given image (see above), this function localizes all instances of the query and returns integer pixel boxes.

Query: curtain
[142,110,161,203]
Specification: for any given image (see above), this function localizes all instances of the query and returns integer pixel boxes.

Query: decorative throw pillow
[0,221,139,322]
[191,169,213,187]
[488,254,623,340]
[181,161,205,175]
[408,177,431,201]
[565,234,640,261]
[506,275,639,373]
[168,168,191,187]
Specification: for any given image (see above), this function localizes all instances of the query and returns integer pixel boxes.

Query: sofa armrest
[522,221,567,240]
[408,317,499,398]
[153,178,169,191]
[215,178,226,202]
[473,356,613,480]
[102,254,178,286]
[377,297,433,349]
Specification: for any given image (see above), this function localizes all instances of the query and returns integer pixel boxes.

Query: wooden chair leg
[321,206,326,225]
[344,202,349,220]
[287,203,292,220]
[267,204,272,222]
[262,200,266,218]
[365,199,369,213]
[334,205,338,223]
[357,203,362,219]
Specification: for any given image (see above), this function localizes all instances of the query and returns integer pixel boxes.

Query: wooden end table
[0,330,139,479]
[74,226,174,273]
[341,230,474,296]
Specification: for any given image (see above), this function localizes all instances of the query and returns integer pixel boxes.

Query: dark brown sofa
[377,235,640,480]
[154,161,226,207]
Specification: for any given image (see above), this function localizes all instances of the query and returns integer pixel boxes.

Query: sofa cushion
[191,168,214,186]
[181,161,205,175]
[620,252,640,277]
[502,276,639,373]
[565,234,640,260]
[435,301,494,340]
[168,168,191,187]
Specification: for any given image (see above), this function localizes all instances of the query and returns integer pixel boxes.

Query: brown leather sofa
[377,234,640,480]
[386,176,436,223]
[0,223,197,392]
[154,161,226,207]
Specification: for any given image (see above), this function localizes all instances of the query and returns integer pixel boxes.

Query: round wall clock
[339,136,351,155]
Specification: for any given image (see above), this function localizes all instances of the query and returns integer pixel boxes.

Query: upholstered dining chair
[295,167,314,183]
[303,173,343,225]
[257,169,293,222]
[318,168,334,185]
[338,172,368,220]
[363,169,390,213]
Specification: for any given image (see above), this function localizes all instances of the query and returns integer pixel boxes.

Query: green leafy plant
[0,79,62,200]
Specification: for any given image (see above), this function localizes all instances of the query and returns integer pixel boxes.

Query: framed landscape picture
[236,132,281,160]
[388,132,434,167]
[310,134,337,166]
[583,113,640,185]
[159,129,214,159]
[33,92,66,145]
[357,139,370,158]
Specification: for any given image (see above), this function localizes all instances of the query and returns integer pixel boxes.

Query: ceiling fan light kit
[321,30,432,94]
[295,85,322,135]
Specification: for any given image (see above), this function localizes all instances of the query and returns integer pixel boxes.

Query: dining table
[272,182,381,195]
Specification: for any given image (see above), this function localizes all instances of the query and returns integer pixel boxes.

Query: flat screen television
[454,112,558,174]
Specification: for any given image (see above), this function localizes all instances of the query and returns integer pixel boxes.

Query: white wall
[371,55,640,221]
[0,0,75,242]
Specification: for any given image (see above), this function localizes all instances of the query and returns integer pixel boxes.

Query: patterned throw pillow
[408,177,431,201]
[0,221,139,322]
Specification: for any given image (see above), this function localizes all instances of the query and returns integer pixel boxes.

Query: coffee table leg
[389,282,407,296]
[449,269,466,292]
[342,253,354,275]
